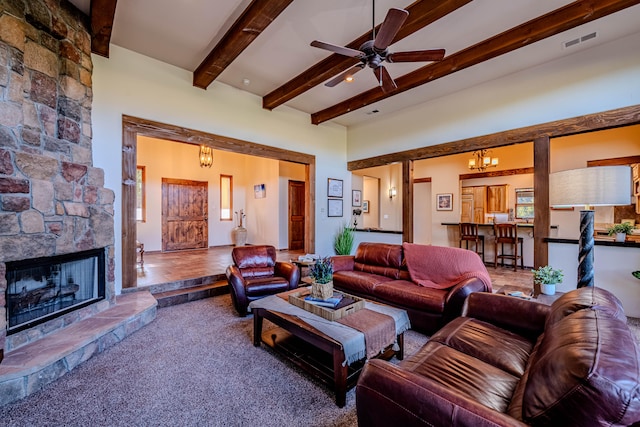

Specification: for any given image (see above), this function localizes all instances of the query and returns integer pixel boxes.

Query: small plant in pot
[532,265,564,296]
[607,222,634,242]
[309,256,334,300]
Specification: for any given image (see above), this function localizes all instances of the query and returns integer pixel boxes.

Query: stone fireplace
[0,1,115,362]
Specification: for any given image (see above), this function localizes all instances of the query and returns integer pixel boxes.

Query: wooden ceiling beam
[193,0,295,90]
[262,0,471,110]
[90,0,118,58]
[312,0,640,125]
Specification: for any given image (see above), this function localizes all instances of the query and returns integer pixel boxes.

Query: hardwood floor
[135,245,533,290]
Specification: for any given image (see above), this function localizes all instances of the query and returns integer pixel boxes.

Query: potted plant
[334,224,355,255]
[607,222,634,242]
[309,256,334,300]
[532,265,564,296]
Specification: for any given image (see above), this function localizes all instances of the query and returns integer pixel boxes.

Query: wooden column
[533,136,550,269]
[402,160,414,243]
[122,126,137,288]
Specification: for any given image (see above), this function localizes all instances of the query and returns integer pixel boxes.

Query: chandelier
[199,145,213,168]
[468,149,498,172]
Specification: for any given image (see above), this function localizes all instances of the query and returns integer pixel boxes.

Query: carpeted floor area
[0,294,428,427]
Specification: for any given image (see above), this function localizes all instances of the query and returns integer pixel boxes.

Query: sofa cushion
[545,285,626,328]
[244,276,289,297]
[524,308,640,426]
[373,280,447,312]
[333,271,390,295]
[430,317,536,377]
[400,341,520,413]
[353,242,403,279]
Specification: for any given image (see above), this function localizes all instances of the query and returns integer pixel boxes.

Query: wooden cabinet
[461,186,486,223]
[487,185,508,213]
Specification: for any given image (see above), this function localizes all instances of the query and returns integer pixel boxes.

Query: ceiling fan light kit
[310,5,445,93]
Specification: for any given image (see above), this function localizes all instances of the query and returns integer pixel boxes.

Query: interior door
[288,180,305,250]
[161,178,208,252]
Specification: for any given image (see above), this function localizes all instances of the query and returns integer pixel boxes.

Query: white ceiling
[70,0,640,127]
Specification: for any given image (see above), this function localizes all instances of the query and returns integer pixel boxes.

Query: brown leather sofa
[356,286,640,426]
[226,245,299,316]
[332,242,492,334]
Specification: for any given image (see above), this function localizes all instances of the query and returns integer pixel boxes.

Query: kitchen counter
[442,222,558,229]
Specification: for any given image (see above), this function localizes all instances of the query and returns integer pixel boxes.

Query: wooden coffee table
[252,301,406,407]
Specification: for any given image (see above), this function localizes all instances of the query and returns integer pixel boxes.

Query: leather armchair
[225,245,300,316]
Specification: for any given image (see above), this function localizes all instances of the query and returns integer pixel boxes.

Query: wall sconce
[389,187,397,199]
[199,145,213,168]
[468,149,498,172]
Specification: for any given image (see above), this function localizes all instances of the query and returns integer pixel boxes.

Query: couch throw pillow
[402,242,492,290]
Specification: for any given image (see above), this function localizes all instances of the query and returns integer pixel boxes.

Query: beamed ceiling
[75,0,640,127]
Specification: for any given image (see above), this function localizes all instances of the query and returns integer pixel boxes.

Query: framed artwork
[436,193,453,211]
[328,199,343,217]
[254,183,266,199]
[328,178,343,198]
[362,200,370,213]
[352,190,362,207]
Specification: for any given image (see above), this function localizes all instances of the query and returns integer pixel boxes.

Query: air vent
[563,31,597,49]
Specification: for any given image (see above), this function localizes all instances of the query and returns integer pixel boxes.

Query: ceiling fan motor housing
[360,40,386,68]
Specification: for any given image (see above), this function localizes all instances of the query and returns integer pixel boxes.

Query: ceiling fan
[310,5,445,93]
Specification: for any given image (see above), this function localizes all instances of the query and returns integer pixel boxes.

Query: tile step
[0,291,157,406]
[154,281,229,308]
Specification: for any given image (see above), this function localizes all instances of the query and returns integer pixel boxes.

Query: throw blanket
[403,242,492,291]
[251,291,410,365]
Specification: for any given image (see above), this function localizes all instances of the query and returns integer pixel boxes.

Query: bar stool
[493,223,524,271]
[459,223,484,262]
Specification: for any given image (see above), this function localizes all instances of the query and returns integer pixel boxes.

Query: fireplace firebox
[5,249,106,334]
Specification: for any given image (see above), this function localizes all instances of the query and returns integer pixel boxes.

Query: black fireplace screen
[5,248,105,333]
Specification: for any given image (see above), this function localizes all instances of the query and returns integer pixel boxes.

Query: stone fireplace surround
[0,0,119,378]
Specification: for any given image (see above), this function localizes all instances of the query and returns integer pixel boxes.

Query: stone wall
[0,1,115,361]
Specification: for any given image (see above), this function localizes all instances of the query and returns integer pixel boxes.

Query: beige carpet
[0,294,427,427]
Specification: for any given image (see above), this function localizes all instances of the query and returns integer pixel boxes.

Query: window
[515,188,534,219]
[136,166,146,222]
[220,175,232,221]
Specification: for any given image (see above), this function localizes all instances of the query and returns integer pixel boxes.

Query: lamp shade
[549,166,631,207]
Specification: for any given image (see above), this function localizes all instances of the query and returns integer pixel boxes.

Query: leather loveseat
[332,242,492,334]
[356,286,640,426]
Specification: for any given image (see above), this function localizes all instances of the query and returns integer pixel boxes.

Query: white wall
[92,45,348,293]
[347,31,640,160]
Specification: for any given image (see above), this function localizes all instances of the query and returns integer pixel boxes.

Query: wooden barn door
[162,178,208,252]
[288,180,305,250]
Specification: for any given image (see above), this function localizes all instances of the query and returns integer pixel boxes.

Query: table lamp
[549,166,631,288]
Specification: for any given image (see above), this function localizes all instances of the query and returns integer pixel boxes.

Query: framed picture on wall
[328,178,343,198]
[328,199,343,217]
[352,190,362,207]
[362,200,369,213]
[436,193,453,211]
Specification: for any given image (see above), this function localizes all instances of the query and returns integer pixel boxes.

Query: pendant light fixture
[199,145,213,168]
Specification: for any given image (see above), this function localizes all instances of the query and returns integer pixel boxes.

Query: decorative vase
[540,283,556,296]
[231,226,247,246]
[311,280,334,300]
[615,232,626,242]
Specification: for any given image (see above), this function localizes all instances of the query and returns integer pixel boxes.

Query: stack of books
[304,293,343,308]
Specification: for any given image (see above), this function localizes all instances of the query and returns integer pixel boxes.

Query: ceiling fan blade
[325,65,364,87]
[373,66,397,94]
[387,49,446,63]
[310,40,364,58]
[373,8,409,52]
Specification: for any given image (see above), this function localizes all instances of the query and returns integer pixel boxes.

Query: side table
[496,285,564,306]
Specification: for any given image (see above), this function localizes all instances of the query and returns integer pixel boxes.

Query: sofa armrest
[331,255,355,272]
[442,277,489,325]
[463,292,550,339]
[357,359,528,427]
[274,262,300,290]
